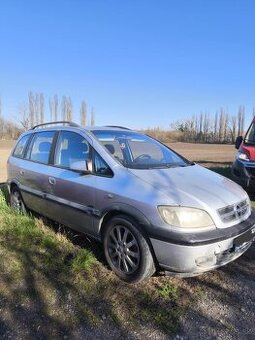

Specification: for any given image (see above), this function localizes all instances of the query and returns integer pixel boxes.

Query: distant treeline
[0,94,251,144]
[144,106,248,144]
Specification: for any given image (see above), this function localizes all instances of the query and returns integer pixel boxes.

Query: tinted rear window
[26,131,55,164]
[13,134,31,158]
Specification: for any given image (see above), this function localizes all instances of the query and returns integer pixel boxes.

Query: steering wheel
[134,154,152,162]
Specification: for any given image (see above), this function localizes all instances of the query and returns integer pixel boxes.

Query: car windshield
[244,121,255,144]
[92,130,190,169]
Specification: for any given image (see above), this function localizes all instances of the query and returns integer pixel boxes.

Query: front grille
[246,167,255,177]
[218,199,249,223]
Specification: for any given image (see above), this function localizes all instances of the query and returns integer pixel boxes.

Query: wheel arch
[9,181,20,193]
[99,204,159,268]
[99,204,151,235]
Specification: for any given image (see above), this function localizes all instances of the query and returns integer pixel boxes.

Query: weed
[210,166,232,179]
[71,248,96,274]
[157,283,179,300]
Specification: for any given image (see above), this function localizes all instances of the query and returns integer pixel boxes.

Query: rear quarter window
[13,134,31,158]
[26,131,55,164]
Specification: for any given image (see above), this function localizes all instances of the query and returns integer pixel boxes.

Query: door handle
[48,177,56,185]
[19,170,25,176]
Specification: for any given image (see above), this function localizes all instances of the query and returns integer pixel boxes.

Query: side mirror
[235,136,243,150]
[70,159,93,173]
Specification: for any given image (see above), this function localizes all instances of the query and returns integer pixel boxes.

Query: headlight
[158,206,215,229]
[237,152,250,161]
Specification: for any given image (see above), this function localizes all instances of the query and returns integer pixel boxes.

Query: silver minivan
[7,122,255,283]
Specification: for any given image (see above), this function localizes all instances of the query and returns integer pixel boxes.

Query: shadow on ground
[0,184,186,339]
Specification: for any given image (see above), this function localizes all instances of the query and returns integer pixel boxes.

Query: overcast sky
[1,0,255,128]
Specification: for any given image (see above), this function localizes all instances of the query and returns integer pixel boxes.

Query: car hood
[128,164,248,211]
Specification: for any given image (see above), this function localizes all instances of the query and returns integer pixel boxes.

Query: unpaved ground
[0,140,14,183]
[177,244,255,339]
[168,142,236,164]
[0,140,235,182]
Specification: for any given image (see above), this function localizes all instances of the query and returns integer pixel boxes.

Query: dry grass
[168,142,236,165]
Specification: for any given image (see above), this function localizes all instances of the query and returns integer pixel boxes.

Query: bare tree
[219,108,225,142]
[223,112,229,142]
[241,106,245,136]
[229,115,237,143]
[54,95,58,121]
[80,101,87,126]
[90,107,95,126]
[214,111,218,142]
[28,91,35,128]
[49,98,54,121]
[61,96,67,120]
[199,112,203,133]
[66,97,73,121]
[203,112,210,142]
[39,93,44,124]
[34,93,40,125]
[19,103,30,130]
[237,105,245,136]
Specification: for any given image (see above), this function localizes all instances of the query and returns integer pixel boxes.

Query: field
[0,140,14,183]
[0,140,235,182]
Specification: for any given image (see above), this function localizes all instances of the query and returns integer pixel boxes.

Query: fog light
[196,255,215,267]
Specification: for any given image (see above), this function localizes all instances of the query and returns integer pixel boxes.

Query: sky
[1,0,255,129]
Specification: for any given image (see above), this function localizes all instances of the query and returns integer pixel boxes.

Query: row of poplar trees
[19,92,95,129]
[173,106,247,143]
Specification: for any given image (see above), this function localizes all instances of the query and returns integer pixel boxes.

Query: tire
[103,215,155,283]
[10,188,27,214]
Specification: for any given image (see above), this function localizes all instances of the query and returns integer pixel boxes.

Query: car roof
[26,122,134,134]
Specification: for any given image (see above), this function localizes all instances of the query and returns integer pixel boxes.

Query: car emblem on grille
[235,204,242,217]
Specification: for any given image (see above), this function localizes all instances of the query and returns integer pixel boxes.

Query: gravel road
[176,242,255,340]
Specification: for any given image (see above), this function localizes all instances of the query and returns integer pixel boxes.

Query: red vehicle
[232,117,255,190]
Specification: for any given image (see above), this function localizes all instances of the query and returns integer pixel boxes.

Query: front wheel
[103,216,155,283]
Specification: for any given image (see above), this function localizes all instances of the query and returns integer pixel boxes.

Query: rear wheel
[10,188,27,214]
[103,216,155,283]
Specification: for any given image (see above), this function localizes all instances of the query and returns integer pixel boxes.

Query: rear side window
[54,131,90,170]
[26,131,55,164]
[13,134,31,158]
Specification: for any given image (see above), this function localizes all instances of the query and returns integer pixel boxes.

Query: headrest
[104,144,115,154]
[39,142,51,152]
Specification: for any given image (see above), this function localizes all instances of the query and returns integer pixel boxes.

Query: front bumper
[150,211,255,276]
[232,159,255,190]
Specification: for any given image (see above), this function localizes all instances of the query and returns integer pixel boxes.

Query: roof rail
[104,125,131,130]
[31,121,80,130]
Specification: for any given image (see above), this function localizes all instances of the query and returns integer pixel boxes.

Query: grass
[0,186,187,338]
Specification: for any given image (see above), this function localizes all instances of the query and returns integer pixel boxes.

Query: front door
[45,131,96,235]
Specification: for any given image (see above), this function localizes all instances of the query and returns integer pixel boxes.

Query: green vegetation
[210,165,232,178]
[0,186,187,338]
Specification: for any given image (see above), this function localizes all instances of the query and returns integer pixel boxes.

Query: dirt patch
[0,140,14,182]
[168,142,236,164]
